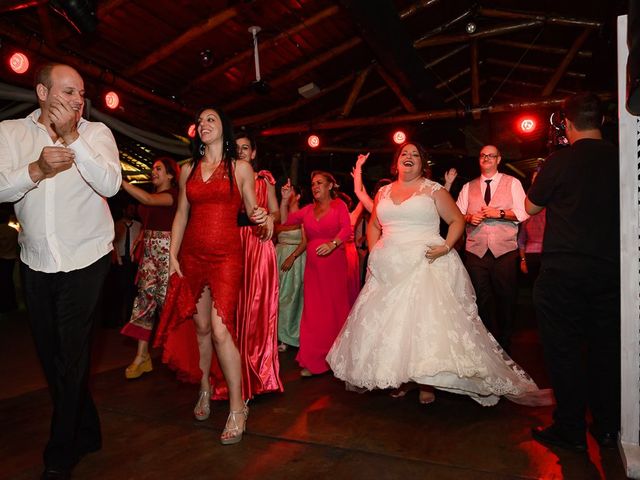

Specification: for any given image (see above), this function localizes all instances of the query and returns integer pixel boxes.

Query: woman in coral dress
[154,107,272,445]
[327,144,552,407]
[280,172,352,376]
[234,132,283,399]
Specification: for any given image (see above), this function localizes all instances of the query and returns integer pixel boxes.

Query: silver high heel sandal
[193,390,211,421]
[220,403,249,445]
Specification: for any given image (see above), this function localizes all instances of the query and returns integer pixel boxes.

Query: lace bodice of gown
[376,179,442,242]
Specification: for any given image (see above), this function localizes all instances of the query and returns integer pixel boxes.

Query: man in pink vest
[456,145,528,351]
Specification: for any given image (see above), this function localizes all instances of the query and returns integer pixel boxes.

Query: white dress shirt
[456,172,529,222]
[0,109,121,272]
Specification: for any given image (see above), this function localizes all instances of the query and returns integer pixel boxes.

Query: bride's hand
[425,244,451,263]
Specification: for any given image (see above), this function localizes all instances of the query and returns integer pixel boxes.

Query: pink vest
[465,175,519,258]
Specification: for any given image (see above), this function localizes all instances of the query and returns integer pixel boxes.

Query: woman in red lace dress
[235,132,283,399]
[154,107,272,445]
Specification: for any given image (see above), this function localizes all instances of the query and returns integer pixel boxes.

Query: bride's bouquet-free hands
[425,243,451,263]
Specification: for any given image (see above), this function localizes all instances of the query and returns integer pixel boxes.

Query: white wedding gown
[327,179,551,406]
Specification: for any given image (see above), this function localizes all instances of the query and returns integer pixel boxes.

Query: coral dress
[327,180,551,406]
[154,162,242,400]
[285,199,352,374]
[237,170,283,398]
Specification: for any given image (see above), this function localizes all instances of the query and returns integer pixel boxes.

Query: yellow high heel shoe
[220,404,249,445]
[193,390,211,421]
[124,354,152,379]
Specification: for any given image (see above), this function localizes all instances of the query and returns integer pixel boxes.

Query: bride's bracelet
[444,244,451,253]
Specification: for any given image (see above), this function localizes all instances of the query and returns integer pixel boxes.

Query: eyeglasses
[479,153,499,160]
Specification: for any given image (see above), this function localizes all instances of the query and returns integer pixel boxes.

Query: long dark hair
[153,156,180,189]
[234,130,258,169]
[190,106,236,190]
[390,141,431,179]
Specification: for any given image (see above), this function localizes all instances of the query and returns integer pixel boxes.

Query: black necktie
[484,179,492,205]
[123,223,131,262]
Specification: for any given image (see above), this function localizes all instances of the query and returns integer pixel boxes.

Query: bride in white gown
[327,143,551,407]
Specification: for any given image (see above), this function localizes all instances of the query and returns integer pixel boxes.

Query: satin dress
[275,228,305,347]
[154,162,242,400]
[285,199,352,374]
[236,170,283,399]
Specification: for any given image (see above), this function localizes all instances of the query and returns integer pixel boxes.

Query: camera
[548,111,569,150]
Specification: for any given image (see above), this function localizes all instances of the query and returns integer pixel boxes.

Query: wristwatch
[331,240,338,248]
[499,209,505,219]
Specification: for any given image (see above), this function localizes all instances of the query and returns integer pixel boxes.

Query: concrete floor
[0,294,629,480]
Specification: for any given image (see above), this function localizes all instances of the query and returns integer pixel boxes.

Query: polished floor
[0,292,628,480]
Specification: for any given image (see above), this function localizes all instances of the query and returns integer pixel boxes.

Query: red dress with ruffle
[154,162,242,400]
[237,170,283,399]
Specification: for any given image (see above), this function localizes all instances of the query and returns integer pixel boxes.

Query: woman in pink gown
[235,132,283,398]
[281,172,352,376]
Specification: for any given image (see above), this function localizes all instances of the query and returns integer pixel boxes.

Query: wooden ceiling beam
[486,39,592,58]
[444,80,487,104]
[374,64,417,113]
[223,36,363,112]
[36,1,56,48]
[487,58,586,78]
[341,65,373,118]
[478,7,603,28]
[398,0,440,19]
[415,21,543,49]
[259,95,613,136]
[124,6,239,76]
[318,85,388,122]
[184,5,340,93]
[425,44,469,68]
[488,76,576,95]
[542,28,593,96]
[233,73,356,126]
[96,0,129,18]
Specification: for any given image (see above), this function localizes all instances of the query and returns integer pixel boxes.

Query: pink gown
[285,198,352,373]
[237,170,283,399]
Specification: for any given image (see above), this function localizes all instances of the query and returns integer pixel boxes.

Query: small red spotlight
[518,116,537,134]
[392,130,407,144]
[187,124,196,138]
[307,134,320,148]
[104,91,120,110]
[9,52,29,74]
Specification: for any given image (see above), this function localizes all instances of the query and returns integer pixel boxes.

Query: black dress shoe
[531,425,587,452]
[41,467,71,480]
[591,431,618,449]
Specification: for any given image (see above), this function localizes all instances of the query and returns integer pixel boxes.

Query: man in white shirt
[0,63,121,479]
[456,145,528,352]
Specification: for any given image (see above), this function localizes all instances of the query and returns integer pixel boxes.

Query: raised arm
[121,180,174,206]
[352,153,374,212]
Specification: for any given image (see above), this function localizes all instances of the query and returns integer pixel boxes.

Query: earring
[199,144,206,156]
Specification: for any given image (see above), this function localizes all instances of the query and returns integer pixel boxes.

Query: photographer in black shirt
[526,92,620,452]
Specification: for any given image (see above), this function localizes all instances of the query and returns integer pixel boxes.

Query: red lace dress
[154,162,242,400]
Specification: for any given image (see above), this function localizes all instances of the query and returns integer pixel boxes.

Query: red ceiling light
[104,91,120,110]
[187,124,196,138]
[9,52,29,74]
[517,116,537,134]
[307,134,320,148]
[392,130,407,144]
